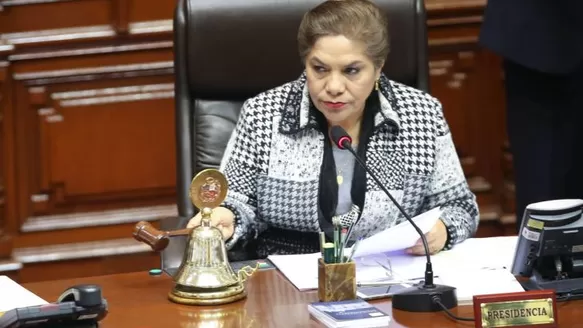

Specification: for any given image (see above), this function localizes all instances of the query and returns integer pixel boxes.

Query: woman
[187,0,479,258]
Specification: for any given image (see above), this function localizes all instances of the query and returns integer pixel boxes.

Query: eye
[344,67,360,75]
[312,65,327,73]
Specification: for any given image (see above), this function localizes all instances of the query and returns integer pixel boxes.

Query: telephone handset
[0,284,107,328]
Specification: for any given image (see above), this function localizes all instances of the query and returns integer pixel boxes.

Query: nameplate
[472,290,558,328]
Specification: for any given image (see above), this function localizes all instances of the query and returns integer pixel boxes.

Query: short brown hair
[297,0,390,68]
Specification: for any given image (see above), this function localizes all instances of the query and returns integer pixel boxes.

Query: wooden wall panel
[12,46,176,221]
[0,0,112,34]
[0,58,6,237]
[426,0,507,227]
[0,42,14,257]
[0,4,179,279]
[27,80,176,215]
[17,251,160,283]
[128,0,175,23]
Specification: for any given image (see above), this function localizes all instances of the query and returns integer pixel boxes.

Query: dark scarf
[313,91,381,239]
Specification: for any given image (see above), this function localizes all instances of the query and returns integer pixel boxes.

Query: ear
[375,60,385,80]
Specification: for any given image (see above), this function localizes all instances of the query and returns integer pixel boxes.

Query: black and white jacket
[220,72,479,258]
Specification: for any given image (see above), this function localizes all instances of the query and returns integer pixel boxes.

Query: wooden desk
[24,270,582,327]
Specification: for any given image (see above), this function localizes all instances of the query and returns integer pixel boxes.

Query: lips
[323,101,346,110]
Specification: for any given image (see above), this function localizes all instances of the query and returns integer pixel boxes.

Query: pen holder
[317,258,357,302]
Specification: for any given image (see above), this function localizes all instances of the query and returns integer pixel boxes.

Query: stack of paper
[268,253,393,291]
[267,206,522,303]
[0,276,48,312]
[439,268,525,305]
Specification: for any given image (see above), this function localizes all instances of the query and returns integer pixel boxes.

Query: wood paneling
[0,0,112,34]
[0,0,513,282]
[11,46,177,237]
[128,0,175,23]
[0,0,178,281]
[16,77,176,216]
[17,250,160,283]
[0,41,15,257]
[426,0,507,227]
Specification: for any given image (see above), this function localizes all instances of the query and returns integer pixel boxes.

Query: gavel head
[133,221,170,251]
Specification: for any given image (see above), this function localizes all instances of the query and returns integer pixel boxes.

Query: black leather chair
[161,0,429,273]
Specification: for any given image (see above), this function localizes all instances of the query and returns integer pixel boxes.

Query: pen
[339,227,347,262]
[357,281,410,287]
[346,237,362,262]
[357,280,423,287]
[357,275,440,287]
[333,217,340,263]
[319,231,325,257]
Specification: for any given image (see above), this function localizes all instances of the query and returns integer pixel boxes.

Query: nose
[325,73,345,96]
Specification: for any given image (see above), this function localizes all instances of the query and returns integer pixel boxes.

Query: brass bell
[168,207,247,305]
[132,169,254,306]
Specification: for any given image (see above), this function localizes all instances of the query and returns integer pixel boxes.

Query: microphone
[330,125,457,313]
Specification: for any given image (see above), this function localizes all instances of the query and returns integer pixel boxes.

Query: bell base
[168,283,247,306]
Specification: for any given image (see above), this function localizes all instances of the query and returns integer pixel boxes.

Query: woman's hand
[406,219,448,255]
[186,206,235,240]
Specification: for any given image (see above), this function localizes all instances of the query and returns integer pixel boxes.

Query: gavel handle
[133,221,193,251]
[167,228,192,237]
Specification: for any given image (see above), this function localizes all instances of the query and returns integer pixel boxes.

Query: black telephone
[0,284,108,328]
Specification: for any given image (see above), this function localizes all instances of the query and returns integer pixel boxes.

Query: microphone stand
[338,138,457,312]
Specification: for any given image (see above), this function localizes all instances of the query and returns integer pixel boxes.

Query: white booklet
[0,276,48,312]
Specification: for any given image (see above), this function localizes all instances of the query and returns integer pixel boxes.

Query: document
[268,235,520,292]
[267,253,392,291]
[268,253,320,291]
[0,275,48,312]
[439,268,525,305]
[351,207,442,258]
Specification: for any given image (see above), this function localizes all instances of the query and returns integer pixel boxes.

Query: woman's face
[305,35,382,128]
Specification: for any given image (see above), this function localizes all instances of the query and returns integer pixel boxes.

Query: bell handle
[132,221,192,251]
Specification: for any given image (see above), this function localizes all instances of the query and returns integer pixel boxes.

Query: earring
[375,79,379,91]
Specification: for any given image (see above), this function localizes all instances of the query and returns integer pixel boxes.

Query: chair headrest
[182,0,423,99]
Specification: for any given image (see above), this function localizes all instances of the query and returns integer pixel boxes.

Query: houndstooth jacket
[219,72,479,258]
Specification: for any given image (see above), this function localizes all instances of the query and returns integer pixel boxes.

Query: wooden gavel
[133,221,193,251]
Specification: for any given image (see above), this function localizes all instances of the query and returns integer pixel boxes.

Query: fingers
[186,215,201,228]
[186,212,222,229]
[406,236,439,255]
[406,244,438,255]
[185,211,234,240]
[219,225,235,241]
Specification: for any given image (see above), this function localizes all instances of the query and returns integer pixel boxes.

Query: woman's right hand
[186,206,236,240]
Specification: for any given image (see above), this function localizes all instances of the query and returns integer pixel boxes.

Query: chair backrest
[164,0,429,270]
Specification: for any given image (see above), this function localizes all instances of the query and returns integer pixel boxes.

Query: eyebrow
[310,56,364,67]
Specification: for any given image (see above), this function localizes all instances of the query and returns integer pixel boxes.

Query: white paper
[267,253,321,291]
[0,276,48,312]
[358,235,520,280]
[351,207,442,258]
[439,236,519,271]
[267,253,391,291]
[268,235,520,291]
[439,268,524,305]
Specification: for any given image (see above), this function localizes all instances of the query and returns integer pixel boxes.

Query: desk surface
[23,269,582,328]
